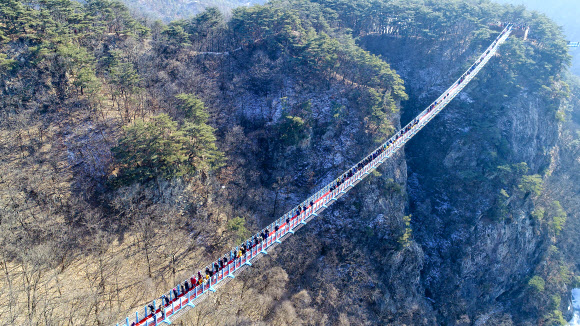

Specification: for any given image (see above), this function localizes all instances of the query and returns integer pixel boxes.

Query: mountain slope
[0,0,577,325]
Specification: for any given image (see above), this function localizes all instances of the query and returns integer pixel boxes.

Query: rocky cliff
[356,6,573,323]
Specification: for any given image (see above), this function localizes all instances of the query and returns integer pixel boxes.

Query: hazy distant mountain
[122,0,267,21]
[492,0,580,74]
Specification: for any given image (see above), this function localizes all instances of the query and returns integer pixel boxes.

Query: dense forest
[493,0,580,75]
[0,0,578,325]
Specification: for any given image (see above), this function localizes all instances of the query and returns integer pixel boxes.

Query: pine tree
[175,93,209,124]
[0,0,35,39]
[112,96,224,186]
[176,93,224,171]
[112,114,189,185]
[180,121,224,172]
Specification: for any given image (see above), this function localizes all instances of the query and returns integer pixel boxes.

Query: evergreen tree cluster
[111,94,224,186]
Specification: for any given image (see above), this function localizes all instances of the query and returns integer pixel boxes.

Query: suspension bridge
[117,24,514,326]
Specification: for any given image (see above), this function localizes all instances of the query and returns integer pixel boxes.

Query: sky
[492,0,580,75]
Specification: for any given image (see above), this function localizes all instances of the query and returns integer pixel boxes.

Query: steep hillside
[0,0,577,325]
[348,0,575,323]
[548,72,580,312]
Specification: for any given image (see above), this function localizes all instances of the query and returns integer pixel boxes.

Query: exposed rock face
[359,34,562,323]
[223,77,436,324]
[182,30,571,326]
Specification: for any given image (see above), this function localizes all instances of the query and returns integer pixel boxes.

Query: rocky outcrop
[359,28,564,323]
[223,78,434,324]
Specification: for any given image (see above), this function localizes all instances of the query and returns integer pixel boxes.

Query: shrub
[227,217,251,245]
[549,201,567,236]
[385,178,402,195]
[518,174,543,196]
[279,115,308,146]
[550,294,561,310]
[500,189,510,198]
[531,207,545,222]
[528,275,545,292]
[398,215,412,248]
[543,309,566,326]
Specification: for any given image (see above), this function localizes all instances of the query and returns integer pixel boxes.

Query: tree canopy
[111,95,223,186]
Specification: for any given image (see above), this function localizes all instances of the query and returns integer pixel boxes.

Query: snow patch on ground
[458,91,474,103]
[570,289,580,325]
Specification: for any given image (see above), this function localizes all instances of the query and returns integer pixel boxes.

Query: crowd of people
[425,23,509,118]
[328,118,424,193]
[136,111,426,324]
[126,24,513,326]
[134,227,283,324]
